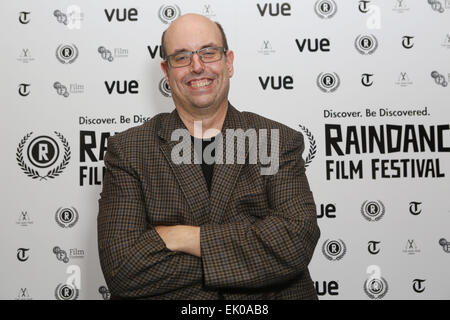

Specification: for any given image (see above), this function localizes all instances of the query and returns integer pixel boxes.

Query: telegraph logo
[159,78,171,97]
[413,279,426,293]
[322,239,346,261]
[298,125,316,169]
[19,11,31,24]
[314,0,337,19]
[56,44,79,64]
[17,248,30,262]
[55,207,79,228]
[431,71,448,87]
[18,83,31,97]
[439,238,450,253]
[358,1,371,13]
[409,201,422,215]
[368,241,381,255]
[317,72,340,92]
[16,132,71,181]
[361,200,385,222]
[355,34,378,55]
[158,5,181,24]
[55,284,79,300]
[402,36,414,49]
[364,277,388,299]
[53,246,69,263]
[99,286,111,300]
[361,73,374,87]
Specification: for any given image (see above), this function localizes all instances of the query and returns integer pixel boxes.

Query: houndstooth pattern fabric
[97,104,320,300]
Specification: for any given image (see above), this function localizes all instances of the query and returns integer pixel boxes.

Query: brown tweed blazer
[97,104,320,300]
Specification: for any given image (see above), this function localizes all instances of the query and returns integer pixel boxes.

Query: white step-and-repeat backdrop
[1,0,449,300]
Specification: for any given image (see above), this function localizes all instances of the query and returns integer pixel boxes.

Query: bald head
[160,14,229,60]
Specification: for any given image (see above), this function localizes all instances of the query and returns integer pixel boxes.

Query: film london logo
[322,239,346,261]
[98,46,129,62]
[431,71,448,87]
[55,284,79,300]
[314,0,337,19]
[54,6,84,29]
[298,125,317,169]
[99,286,111,300]
[439,238,450,253]
[427,0,450,13]
[317,72,340,93]
[364,276,388,299]
[361,200,385,222]
[53,246,85,263]
[16,132,71,181]
[158,4,181,24]
[53,246,69,263]
[56,44,79,64]
[159,78,171,97]
[55,207,79,228]
[53,81,84,97]
[355,34,378,55]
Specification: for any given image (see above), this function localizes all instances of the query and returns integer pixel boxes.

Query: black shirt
[191,135,216,193]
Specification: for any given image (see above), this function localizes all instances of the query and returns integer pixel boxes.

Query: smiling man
[97,13,320,300]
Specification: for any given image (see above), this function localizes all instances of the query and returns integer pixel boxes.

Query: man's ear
[226,50,234,78]
[161,60,170,83]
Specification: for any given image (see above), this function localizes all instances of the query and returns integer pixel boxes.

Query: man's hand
[155,225,201,257]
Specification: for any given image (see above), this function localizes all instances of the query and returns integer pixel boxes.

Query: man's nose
[190,53,205,73]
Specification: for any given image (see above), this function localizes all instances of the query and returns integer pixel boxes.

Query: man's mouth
[187,78,213,89]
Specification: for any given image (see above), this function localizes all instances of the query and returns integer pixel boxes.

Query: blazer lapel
[209,104,249,224]
[158,109,211,225]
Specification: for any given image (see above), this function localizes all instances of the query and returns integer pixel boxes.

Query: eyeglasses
[165,46,227,68]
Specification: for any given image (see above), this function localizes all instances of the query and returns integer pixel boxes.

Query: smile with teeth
[189,79,213,88]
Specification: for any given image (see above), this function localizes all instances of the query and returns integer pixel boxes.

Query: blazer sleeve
[200,131,320,289]
[97,135,203,298]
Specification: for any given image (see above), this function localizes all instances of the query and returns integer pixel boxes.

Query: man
[97,13,320,300]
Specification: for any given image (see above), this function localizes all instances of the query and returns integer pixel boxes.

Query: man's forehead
[164,14,222,51]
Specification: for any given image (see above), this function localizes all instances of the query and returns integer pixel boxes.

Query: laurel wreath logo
[360,200,385,222]
[16,131,71,181]
[322,239,347,261]
[298,125,316,168]
[364,277,388,299]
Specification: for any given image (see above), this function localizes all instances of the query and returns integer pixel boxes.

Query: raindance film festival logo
[361,200,385,222]
[355,34,378,55]
[322,239,346,261]
[298,125,316,169]
[159,77,171,97]
[314,0,337,19]
[55,207,79,228]
[317,72,340,93]
[55,283,79,300]
[16,132,71,181]
[56,44,78,64]
[364,277,388,299]
[158,4,181,24]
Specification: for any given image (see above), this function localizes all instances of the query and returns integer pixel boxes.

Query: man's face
[161,17,234,112]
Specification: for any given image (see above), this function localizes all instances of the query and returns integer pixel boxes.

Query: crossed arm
[98,131,319,297]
